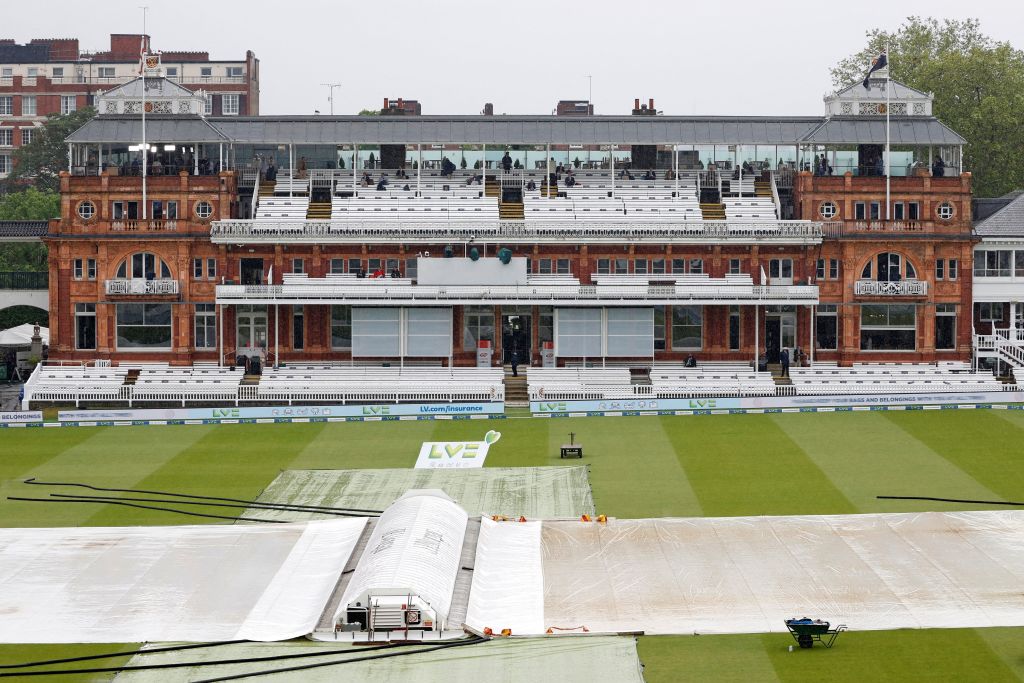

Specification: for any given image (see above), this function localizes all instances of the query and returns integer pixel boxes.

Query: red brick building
[0,34,258,177]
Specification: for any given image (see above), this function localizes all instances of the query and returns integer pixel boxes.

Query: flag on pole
[267,265,273,285]
[862,51,888,88]
[760,264,768,285]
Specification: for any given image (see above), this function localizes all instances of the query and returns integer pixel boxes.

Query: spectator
[664,168,675,180]
[565,171,577,187]
[780,348,790,377]
[371,267,385,278]
[932,156,945,177]
[266,160,277,182]
[361,172,373,187]
[441,156,456,177]
[555,162,565,176]
[151,158,163,176]
[501,151,513,172]
[402,183,411,191]
[297,156,308,178]
[510,349,520,377]
[874,155,885,177]
[526,179,537,191]
[684,353,697,368]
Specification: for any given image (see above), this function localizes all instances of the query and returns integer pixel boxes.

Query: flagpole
[140,6,148,220]
[885,43,891,220]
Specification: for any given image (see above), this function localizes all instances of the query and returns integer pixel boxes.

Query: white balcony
[210,219,823,245]
[854,280,927,296]
[105,279,180,295]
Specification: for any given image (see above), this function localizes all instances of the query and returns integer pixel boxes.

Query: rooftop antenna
[321,83,341,115]
[587,75,592,113]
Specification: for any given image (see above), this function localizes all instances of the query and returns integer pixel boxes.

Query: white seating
[789,365,1007,395]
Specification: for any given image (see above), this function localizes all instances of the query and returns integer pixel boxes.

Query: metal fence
[0,271,48,289]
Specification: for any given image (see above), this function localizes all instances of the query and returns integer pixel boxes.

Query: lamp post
[321,83,341,115]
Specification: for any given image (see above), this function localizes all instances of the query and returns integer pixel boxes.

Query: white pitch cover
[0,518,366,643]
[337,490,469,627]
[466,511,1024,636]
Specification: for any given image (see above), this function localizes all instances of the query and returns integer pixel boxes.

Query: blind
[405,308,452,357]
[606,308,653,357]
[556,308,602,357]
[352,307,400,357]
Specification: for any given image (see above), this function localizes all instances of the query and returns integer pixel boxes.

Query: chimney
[483,102,494,115]
[397,98,403,110]
[649,98,654,111]
[383,98,389,110]
[634,98,640,111]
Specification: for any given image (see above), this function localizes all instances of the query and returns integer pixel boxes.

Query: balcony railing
[210,219,824,245]
[105,279,180,295]
[110,219,180,232]
[0,271,48,289]
[854,280,927,296]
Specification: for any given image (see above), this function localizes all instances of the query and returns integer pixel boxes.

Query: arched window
[115,252,172,280]
[861,252,917,282]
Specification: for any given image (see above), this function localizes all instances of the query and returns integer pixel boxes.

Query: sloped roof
[802,117,965,145]
[0,221,49,239]
[975,192,1024,237]
[832,77,931,101]
[65,115,228,143]
[98,76,196,99]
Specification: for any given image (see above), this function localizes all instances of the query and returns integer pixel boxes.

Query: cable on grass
[22,478,383,514]
[44,492,378,518]
[6,497,285,523]
[877,495,1024,506]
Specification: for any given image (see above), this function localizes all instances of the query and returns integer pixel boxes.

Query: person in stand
[371,266,385,278]
[555,162,565,176]
[932,155,946,177]
[361,171,373,187]
[297,156,308,179]
[526,179,537,191]
[664,168,675,180]
[266,160,277,182]
[510,349,520,377]
[780,347,790,377]
[565,171,577,187]
[151,157,163,176]
[501,151,513,172]
[684,353,697,368]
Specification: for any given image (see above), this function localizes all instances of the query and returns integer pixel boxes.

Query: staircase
[306,200,331,220]
[499,198,524,220]
[503,367,529,407]
[258,180,276,197]
[484,175,500,199]
[755,180,772,197]
[700,202,726,220]
[976,330,1024,372]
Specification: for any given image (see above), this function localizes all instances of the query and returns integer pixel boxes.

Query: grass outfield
[1,410,1023,681]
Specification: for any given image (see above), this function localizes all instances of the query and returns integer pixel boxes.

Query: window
[854,202,866,220]
[20,127,33,145]
[77,201,95,220]
[151,201,164,220]
[0,97,12,115]
[869,252,914,281]
[203,94,213,116]
[0,130,11,147]
[935,304,956,350]
[330,305,352,349]
[652,258,666,275]
[948,259,957,281]
[908,202,920,220]
[200,67,213,77]
[729,305,741,351]
[614,258,628,274]
[193,258,203,279]
[73,259,96,283]
[51,67,63,79]
[166,201,178,219]
[539,306,554,345]
[386,258,399,274]
[60,95,76,114]
[596,258,611,275]
[829,259,839,280]
[367,258,382,273]
[27,67,38,77]
[537,258,552,274]
[819,201,837,219]
[893,202,905,221]
[671,305,702,350]
[0,68,10,77]
[0,155,10,175]
[654,306,666,351]
[860,304,916,351]
[556,258,571,275]
[936,202,954,220]
[194,201,213,219]
[816,259,825,280]
[222,94,240,115]
[113,201,139,221]
[195,303,216,348]
[975,250,1011,278]
[463,305,495,350]
[689,259,704,274]
[815,304,838,350]
[98,67,115,78]
[73,259,83,280]
[978,302,1003,323]
[115,252,172,279]
[348,257,362,274]
[936,259,945,280]
[165,67,178,78]
[227,66,243,78]
[292,258,304,274]
[634,258,648,275]
[769,258,793,282]
[207,258,216,280]
[728,258,741,275]
[869,202,880,220]
[117,303,173,350]
[292,305,304,350]
[330,258,345,274]
[75,303,96,350]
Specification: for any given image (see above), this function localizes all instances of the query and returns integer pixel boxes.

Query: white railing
[110,219,179,232]
[216,280,819,304]
[105,279,180,295]
[769,170,783,218]
[210,219,823,244]
[854,280,927,296]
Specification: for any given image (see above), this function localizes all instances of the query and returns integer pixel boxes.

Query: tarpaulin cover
[0,518,366,643]
[337,490,468,627]
[467,511,1024,636]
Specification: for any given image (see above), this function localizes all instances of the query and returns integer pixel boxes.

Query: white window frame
[222,94,240,115]
[60,95,76,114]
[75,303,96,350]
[207,258,217,280]
[20,127,33,145]
[98,66,115,78]
[195,303,217,349]
[0,128,14,147]
[0,97,11,116]
[0,154,11,175]
[203,94,213,115]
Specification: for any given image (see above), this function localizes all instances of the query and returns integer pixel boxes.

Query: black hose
[193,637,487,683]
[877,495,1024,507]
[6,497,285,523]
[0,640,247,670]
[23,478,382,514]
[44,493,378,518]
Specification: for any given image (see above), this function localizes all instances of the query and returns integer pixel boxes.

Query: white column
[288,144,294,197]
[274,304,279,368]
[610,144,615,198]
[417,143,422,196]
[194,144,199,175]
[809,305,815,364]
[754,305,759,368]
[218,304,224,366]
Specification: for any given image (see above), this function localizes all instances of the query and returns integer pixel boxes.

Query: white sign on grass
[414,430,501,469]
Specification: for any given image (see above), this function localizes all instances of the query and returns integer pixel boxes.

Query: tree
[8,107,96,193]
[0,187,58,272]
[357,108,380,116]
[831,17,1024,197]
